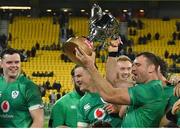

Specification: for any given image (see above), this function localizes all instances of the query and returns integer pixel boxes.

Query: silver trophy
[62,4,120,65]
[89,4,120,45]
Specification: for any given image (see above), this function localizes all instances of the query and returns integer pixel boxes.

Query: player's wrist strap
[108,52,118,57]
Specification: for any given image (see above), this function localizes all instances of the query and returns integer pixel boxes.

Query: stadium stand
[6,16,180,104]
[0,0,180,127]
[6,16,106,104]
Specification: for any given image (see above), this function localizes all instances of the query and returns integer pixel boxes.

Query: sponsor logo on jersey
[84,103,90,111]
[94,108,106,120]
[11,90,19,99]
[1,101,10,113]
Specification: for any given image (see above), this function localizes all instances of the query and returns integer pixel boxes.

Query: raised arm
[75,47,130,105]
[106,56,118,85]
[106,38,120,84]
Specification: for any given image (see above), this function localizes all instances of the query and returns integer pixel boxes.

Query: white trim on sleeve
[29,104,43,111]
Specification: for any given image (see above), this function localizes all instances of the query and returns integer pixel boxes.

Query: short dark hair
[0,48,20,59]
[71,65,81,77]
[137,52,159,70]
[156,56,168,78]
[71,63,98,77]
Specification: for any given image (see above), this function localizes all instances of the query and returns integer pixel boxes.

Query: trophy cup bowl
[62,37,93,65]
[62,4,120,65]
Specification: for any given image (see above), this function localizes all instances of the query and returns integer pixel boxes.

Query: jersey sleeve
[77,102,89,127]
[25,81,43,110]
[168,95,179,108]
[128,84,148,106]
[49,100,66,127]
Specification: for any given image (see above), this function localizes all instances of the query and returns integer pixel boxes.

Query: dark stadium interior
[1,0,180,17]
[0,1,179,91]
[0,0,180,127]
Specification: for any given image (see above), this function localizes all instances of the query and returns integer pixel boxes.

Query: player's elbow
[35,113,44,127]
[30,109,44,127]
[31,117,44,128]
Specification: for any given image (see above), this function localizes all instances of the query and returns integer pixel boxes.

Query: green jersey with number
[121,80,166,127]
[49,90,82,127]
[77,92,122,127]
[0,75,43,127]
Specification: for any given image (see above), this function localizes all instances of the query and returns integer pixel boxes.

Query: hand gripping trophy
[62,4,120,65]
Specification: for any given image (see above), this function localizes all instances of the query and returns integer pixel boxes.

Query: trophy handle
[89,4,120,43]
[90,4,103,24]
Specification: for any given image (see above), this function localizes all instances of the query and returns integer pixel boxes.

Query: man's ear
[157,65,161,72]
[157,65,161,75]
[0,59,2,68]
[148,64,156,73]
[71,77,75,85]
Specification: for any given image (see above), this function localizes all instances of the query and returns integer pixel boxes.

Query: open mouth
[77,81,82,86]
[10,69,18,73]
[132,73,137,79]
[10,70,17,73]
[133,74,137,77]
[122,74,130,78]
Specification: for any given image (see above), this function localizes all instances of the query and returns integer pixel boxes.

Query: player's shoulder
[79,92,96,105]
[148,80,162,86]
[53,93,73,108]
[80,92,89,101]
[18,75,37,88]
[56,91,73,103]
[0,76,3,81]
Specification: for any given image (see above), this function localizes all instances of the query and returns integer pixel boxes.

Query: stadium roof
[0,0,180,17]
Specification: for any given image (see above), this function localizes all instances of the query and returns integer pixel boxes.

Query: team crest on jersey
[1,101,10,113]
[94,108,106,120]
[11,90,19,99]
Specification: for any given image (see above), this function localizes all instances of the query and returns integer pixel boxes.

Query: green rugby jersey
[164,85,180,126]
[49,90,82,127]
[121,80,167,127]
[164,85,178,109]
[0,75,43,127]
[77,92,122,127]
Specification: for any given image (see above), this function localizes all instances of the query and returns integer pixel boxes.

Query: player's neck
[160,76,167,86]
[4,74,19,83]
[145,73,159,83]
[88,86,97,93]
[4,77,16,83]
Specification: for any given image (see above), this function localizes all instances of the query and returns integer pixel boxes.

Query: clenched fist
[172,99,180,115]
[174,83,180,97]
